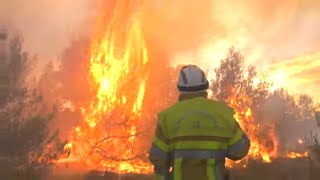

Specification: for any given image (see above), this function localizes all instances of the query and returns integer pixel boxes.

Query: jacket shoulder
[204,99,234,114]
[159,98,234,117]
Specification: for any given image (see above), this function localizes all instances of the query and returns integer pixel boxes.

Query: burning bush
[211,48,318,167]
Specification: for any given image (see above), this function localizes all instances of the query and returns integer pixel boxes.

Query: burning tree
[58,1,159,174]
[38,1,181,176]
[210,48,278,166]
[210,48,315,167]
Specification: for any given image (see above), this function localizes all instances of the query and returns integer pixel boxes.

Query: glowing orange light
[286,151,309,159]
[58,1,153,174]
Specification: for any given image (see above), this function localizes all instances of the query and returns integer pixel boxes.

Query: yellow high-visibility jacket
[149,96,250,180]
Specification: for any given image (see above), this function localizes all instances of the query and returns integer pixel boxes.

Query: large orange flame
[225,85,309,168]
[60,1,153,174]
[225,92,279,168]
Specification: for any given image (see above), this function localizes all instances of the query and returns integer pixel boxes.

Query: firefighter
[148,65,250,180]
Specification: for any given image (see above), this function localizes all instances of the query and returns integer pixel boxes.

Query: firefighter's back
[159,97,237,180]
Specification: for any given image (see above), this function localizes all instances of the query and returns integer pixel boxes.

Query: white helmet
[177,65,209,93]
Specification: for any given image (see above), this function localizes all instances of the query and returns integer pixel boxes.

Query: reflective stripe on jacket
[149,96,250,180]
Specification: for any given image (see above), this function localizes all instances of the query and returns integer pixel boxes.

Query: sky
[0,0,319,102]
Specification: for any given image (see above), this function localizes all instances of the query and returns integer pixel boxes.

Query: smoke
[2,0,320,69]
[139,0,320,102]
[0,0,99,138]
[2,0,320,80]
[0,0,97,59]
[258,90,318,153]
[141,0,320,71]
[142,0,219,54]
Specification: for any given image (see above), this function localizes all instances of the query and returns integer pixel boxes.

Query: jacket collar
[178,91,208,101]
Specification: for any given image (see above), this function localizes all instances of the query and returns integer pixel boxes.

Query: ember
[286,152,309,159]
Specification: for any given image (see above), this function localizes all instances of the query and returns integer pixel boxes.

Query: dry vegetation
[1,36,320,180]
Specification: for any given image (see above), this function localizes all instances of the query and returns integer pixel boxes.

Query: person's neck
[178,91,208,101]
